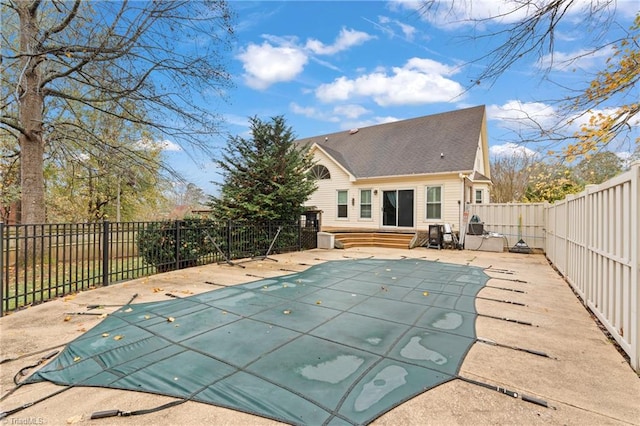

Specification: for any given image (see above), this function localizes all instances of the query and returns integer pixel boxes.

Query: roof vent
[349,128,359,135]
[440,153,444,158]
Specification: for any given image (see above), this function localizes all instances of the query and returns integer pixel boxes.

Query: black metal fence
[0,219,318,316]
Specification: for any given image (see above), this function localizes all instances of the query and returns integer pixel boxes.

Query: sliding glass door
[382,189,414,227]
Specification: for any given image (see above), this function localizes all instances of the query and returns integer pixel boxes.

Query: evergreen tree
[209,116,316,221]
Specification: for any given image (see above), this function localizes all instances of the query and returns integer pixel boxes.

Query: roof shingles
[297,105,486,179]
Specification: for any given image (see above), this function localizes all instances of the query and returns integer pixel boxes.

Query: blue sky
[163,0,639,195]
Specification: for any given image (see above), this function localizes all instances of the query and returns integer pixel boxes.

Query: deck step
[332,232,413,249]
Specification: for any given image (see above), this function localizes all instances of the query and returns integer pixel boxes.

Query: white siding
[306,155,466,232]
[474,135,484,174]
[305,149,353,225]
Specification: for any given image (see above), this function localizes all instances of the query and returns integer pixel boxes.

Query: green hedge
[137,219,216,272]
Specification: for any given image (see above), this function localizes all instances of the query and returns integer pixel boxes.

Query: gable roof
[296,105,486,179]
[469,170,492,183]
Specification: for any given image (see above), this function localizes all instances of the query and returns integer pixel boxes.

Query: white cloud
[340,116,400,131]
[567,106,640,137]
[537,45,614,72]
[332,104,371,119]
[397,21,417,41]
[137,138,182,152]
[490,142,537,158]
[290,102,340,123]
[305,28,375,55]
[374,15,417,41]
[487,100,557,131]
[389,0,536,28]
[237,27,375,90]
[315,57,464,106]
[290,102,321,118]
[389,0,629,29]
[616,0,640,18]
[223,114,251,128]
[290,102,371,123]
[237,41,308,90]
[160,140,182,151]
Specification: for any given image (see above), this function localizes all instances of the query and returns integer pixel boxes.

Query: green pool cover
[27,258,489,425]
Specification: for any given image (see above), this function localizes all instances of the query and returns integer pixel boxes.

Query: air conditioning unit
[467,223,484,235]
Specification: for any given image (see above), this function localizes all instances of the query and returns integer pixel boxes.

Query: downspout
[459,173,468,241]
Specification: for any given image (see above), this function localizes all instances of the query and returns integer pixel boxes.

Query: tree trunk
[17,2,46,224]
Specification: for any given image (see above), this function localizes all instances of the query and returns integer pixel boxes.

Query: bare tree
[418,1,638,157]
[1,0,234,223]
[419,0,618,83]
[490,150,536,203]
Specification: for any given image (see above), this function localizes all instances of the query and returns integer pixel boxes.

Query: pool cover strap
[90,399,187,419]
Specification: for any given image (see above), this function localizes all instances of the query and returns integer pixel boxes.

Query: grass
[1,257,156,314]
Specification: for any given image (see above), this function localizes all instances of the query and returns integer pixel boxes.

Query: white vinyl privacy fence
[468,203,547,250]
[469,161,639,371]
[545,162,639,371]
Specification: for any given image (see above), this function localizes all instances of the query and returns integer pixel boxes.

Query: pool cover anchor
[477,337,555,359]
[86,293,138,310]
[490,276,528,284]
[458,376,552,408]
[484,266,517,274]
[478,313,536,327]
[476,296,527,307]
[485,285,527,293]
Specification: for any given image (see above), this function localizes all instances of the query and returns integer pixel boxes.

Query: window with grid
[309,164,331,180]
[426,186,442,220]
[360,189,372,219]
[337,190,348,218]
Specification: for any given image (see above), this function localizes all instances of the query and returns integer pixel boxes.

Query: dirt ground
[1,246,638,425]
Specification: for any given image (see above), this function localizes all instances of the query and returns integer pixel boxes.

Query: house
[296,105,491,247]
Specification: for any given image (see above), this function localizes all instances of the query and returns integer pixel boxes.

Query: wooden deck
[327,231,414,249]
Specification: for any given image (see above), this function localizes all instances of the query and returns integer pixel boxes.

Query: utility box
[465,234,504,252]
[467,223,484,235]
[317,232,335,249]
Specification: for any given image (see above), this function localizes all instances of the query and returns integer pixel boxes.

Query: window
[360,189,372,219]
[309,165,331,180]
[426,186,442,220]
[337,190,348,218]
[475,189,483,204]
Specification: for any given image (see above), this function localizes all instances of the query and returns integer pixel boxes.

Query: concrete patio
[1,247,638,425]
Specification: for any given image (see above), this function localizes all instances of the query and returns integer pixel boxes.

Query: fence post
[226,220,232,261]
[102,220,110,287]
[0,222,4,316]
[631,161,640,372]
[298,219,302,251]
[175,220,182,271]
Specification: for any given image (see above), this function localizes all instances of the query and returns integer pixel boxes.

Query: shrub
[137,219,216,272]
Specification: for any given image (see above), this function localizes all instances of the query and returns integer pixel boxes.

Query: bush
[137,219,216,272]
